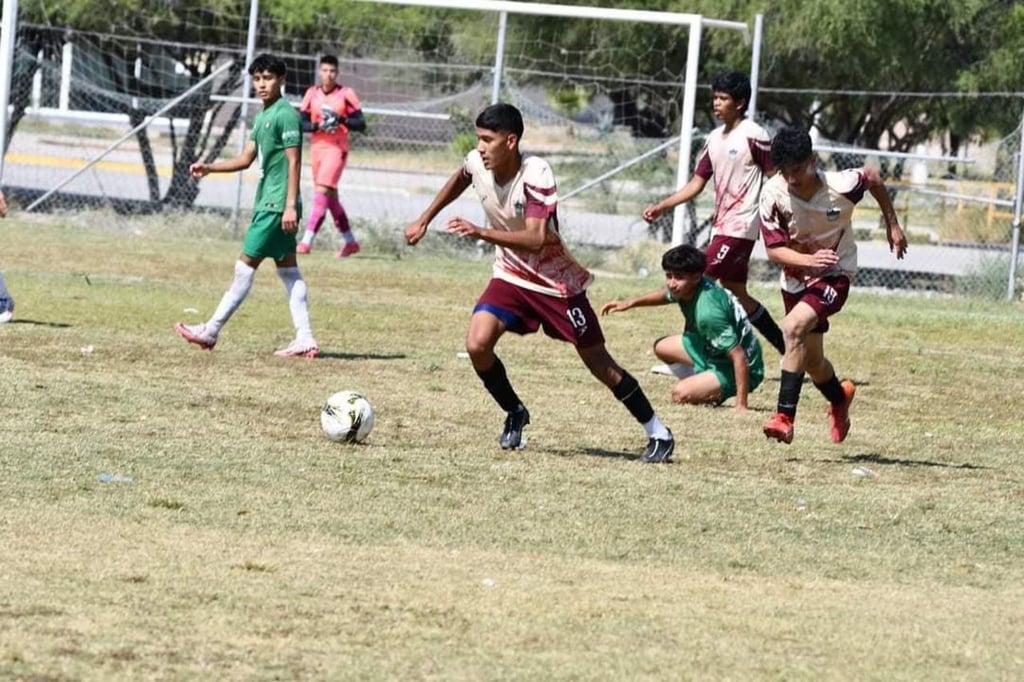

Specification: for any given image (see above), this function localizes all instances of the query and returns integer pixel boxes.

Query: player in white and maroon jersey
[759,127,908,445]
[644,71,785,356]
[405,103,676,462]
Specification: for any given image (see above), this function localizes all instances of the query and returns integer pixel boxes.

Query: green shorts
[243,210,298,261]
[682,333,764,403]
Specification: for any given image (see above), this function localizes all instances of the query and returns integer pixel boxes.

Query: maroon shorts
[705,235,755,282]
[782,276,851,334]
[474,278,606,348]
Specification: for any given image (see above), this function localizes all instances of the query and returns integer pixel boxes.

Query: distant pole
[0,0,20,185]
[491,11,508,104]
[231,0,259,234]
[747,13,763,120]
[1007,103,1024,301]
[671,19,702,245]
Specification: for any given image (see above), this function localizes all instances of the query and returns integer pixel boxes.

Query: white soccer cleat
[650,362,695,379]
[0,298,13,325]
[274,337,320,358]
[174,322,217,350]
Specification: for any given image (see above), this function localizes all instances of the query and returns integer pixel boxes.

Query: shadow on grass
[830,452,989,470]
[540,446,641,461]
[5,319,72,328]
[316,351,407,361]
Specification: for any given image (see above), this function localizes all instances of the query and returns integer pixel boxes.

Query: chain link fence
[2,10,1021,300]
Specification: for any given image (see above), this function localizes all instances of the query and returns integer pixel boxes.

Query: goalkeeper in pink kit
[297,55,366,257]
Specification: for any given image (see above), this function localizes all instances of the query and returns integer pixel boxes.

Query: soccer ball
[320,390,375,443]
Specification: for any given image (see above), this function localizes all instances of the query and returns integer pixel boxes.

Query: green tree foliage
[8,0,1022,205]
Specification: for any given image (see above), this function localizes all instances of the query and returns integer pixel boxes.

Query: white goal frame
[356,0,759,245]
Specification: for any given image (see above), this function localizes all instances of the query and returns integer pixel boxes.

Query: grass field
[1,215,1023,680]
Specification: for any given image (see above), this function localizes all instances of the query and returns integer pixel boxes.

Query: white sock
[341,230,356,245]
[206,260,255,336]
[643,415,672,440]
[277,266,314,342]
[300,230,316,247]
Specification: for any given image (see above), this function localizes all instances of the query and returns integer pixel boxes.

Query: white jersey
[463,150,593,298]
[694,118,774,241]
[759,168,869,293]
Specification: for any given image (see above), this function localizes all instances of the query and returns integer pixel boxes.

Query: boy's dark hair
[661,244,706,274]
[476,103,524,139]
[248,53,287,77]
[770,127,814,167]
[319,55,339,68]
[711,71,751,111]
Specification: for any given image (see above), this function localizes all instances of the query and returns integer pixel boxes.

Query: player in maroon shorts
[643,71,785,356]
[759,127,907,444]
[405,104,675,462]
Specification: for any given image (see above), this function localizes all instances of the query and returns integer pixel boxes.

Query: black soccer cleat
[640,431,675,464]
[499,406,530,450]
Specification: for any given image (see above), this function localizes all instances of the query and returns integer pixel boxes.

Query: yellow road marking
[6,152,260,181]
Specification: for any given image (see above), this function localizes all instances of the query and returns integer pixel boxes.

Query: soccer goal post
[355,0,758,245]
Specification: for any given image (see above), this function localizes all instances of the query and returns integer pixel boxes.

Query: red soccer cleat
[763,412,795,444]
[827,380,857,443]
[296,242,311,254]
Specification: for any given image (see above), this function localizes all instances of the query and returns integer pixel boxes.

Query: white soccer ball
[320,390,375,443]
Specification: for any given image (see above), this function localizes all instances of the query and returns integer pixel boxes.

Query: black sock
[777,369,805,419]
[814,373,846,405]
[612,371,655,424]
[749,304,786,355]
[475,357,523,413]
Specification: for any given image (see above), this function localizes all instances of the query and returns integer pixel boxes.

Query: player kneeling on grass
[174,54,319,358]
[601,244,764,411]
[404,103,675,463]
[759,127,908,444]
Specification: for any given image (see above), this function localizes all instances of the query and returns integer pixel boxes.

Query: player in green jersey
[175,54,319,358]
[601,244,764,411]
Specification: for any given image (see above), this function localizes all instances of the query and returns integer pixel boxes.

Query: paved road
[4,132,1016,276]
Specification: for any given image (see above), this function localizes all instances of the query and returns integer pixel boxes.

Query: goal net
[1,0,753,248]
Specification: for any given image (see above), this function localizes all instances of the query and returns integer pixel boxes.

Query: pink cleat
[296,243,311,254]
[175,322,217,350]
[336,241,361,258]
[274,338,320,358]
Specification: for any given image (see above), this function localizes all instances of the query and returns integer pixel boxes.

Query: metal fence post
[1007,105,1024,301]
[491,11,508,104]
[231,0,260,236]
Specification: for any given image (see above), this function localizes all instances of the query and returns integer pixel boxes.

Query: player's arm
[340,109,366,133]
[189,141,257,177]
[863,167,908,259]
[405,169,473,245]
[282,145,301,233]
[642,175,708,223]
[760,196,839,270]
[727,343,750,412]
[300,110,318,133]
[0,189,7,218]
[599,288,671,316]
[447,213,550,252]
[764,244,839,270]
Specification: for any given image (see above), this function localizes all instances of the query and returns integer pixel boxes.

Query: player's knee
[464,334,493,360]
[781,317,807,345]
